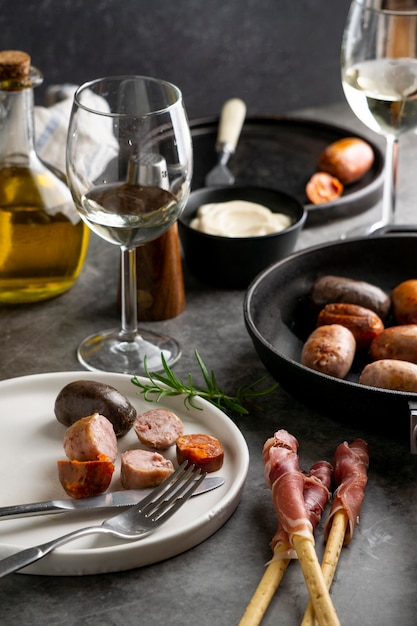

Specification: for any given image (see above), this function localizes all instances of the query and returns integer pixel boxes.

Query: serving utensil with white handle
[205,98,246,186]
[0,462,205,577]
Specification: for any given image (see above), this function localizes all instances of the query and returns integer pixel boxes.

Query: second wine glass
[341,0,417,236]
[66,76,193,374]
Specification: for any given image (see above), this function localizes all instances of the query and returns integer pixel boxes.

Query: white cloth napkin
[34,84,118,179]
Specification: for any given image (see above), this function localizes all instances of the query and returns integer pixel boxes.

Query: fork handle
[0,525,108,577]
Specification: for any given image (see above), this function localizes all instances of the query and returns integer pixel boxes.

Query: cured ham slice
[263,430,313,544]
[301,438,369,626]
[324,438,369,544]
[262,429,340,626]
[270,460,333,555]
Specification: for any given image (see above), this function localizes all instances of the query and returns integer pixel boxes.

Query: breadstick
[238,545,291,626]
[301,511,348,626]
[292,535,341,626]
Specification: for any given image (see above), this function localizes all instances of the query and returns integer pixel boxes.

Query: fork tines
[139,462,206,522]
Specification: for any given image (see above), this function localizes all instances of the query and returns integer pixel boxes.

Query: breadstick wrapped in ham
[263,430,313,543]
[240,433,337,626]
[324,438,369,544]
[269,459,333,559]
[261,429,341,626]
[301,438,369,626]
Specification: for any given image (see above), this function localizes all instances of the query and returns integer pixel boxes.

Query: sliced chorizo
[305,172,343,204]
[176,434,224,473]
[57,456,115,498]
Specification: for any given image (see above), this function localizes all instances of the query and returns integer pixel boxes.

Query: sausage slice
[120,449,174,489]
[176,434,224,473]
[63,413,118,462]
[134,408,184,450]
[57,456,115,498]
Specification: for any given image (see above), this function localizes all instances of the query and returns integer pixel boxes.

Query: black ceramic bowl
[178,186,306,289]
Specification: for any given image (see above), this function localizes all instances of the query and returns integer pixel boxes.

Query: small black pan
[243,234,417,451]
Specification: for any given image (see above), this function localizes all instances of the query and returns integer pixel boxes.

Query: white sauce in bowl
[189,200,292,237]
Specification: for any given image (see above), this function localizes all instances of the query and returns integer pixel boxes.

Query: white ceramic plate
[0,371,249,576]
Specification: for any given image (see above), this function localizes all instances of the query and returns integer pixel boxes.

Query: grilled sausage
[301,324,356,379]
[176,434,224,473]
[317,137,374,185]
[317,303,384,351]
[369,324,417,364]
[57,456,115,498]
[311,275,391,320]
[359,359,417,392]
[54,380,137,437]
[305,172,343,204]
[134,408,184,450]
[63,413,118,462]
[120,449,174,489]
[391,279,417,324]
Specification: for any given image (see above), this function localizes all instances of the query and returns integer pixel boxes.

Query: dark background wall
[1,0,352,119]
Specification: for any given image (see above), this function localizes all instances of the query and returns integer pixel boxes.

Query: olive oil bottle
[0,50,89,303]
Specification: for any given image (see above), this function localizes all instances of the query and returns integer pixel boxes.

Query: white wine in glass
[341,0,417,236]
[66,76,193,374]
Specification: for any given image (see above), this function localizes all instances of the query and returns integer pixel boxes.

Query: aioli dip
[189,200,292,237]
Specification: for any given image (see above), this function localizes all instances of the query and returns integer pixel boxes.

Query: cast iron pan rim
[243,232,417,399]
[179,185,307,240]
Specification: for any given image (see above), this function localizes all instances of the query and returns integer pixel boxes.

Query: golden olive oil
[0,165,89,303]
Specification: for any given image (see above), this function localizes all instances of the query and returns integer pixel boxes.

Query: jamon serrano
[259,429,340,626]
[263,430,313,543]
[324,438,369,544]
[270,459,333,557]
[301,438,369,626]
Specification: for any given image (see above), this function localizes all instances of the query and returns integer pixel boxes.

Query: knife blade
[0,476,225,520]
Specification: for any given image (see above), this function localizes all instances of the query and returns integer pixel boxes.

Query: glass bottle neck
[0,86,37,167]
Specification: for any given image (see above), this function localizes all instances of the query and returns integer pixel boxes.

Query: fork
[0,462,205,577]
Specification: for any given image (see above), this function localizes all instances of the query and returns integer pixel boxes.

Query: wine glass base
[77,328,181,375]
[340,220,388,240]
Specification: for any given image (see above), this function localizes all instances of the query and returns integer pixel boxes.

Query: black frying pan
[243,234,417,451]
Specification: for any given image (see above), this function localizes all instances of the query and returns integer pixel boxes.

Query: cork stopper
[0,50,41,90]
[0,50,30,80]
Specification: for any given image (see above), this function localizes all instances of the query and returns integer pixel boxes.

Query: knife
[0,476,225,520]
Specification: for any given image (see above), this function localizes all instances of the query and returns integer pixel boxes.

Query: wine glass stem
[381,135,399,227]
[120,246,138,342]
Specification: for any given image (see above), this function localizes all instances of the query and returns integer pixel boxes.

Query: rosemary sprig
[131,350,278,416]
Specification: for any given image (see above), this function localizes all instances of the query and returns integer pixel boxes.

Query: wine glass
[66,76,193,374]
[341,0,417,237]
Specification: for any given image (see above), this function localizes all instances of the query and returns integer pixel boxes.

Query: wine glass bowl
[341,0,417,236]
[66,76,192,374]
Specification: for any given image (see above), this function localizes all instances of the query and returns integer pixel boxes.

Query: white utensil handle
[216,98,247,153]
